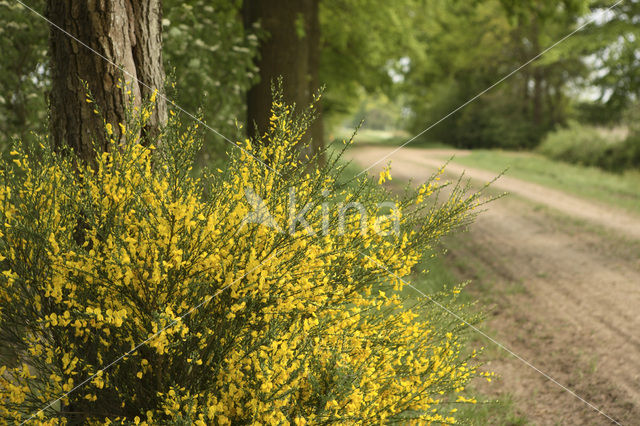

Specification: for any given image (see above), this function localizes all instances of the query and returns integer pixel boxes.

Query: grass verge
[411,253,529,425]
[444,149,640,216]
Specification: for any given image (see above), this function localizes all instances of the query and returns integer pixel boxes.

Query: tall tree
[499,0,587,128]
[243,0,324,160]
[307,0,324,161]
[47,0,167,160]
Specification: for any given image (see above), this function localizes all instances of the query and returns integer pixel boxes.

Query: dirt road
[347,146,640,425]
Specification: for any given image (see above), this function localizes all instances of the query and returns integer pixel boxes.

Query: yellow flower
[0,92,485,424]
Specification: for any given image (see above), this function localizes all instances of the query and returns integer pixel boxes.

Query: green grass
[443,149,640,215]
[453,392,527,426]
[408,253,528,425]
[408,250,477,304]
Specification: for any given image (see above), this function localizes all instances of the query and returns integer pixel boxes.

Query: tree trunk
[244,0,310,136]
[530,16,543,128]
[532,69,543,127]
[244,0,324,163]
[307,0,325,165]
[47,0,166,161]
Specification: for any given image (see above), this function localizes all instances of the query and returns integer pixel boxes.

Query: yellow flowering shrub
[0,91,487,424]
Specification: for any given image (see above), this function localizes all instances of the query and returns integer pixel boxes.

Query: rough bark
[244,0,324,163]
[47,0,166,161]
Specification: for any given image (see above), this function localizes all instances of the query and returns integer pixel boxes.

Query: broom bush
[0,88,488,424]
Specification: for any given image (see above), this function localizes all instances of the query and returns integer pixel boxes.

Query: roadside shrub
[538,121,608,165]
[0,90,488,424]
[596,133,640,171]
[538,121,638,171]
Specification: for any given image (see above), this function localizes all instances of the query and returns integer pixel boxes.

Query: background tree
[242,0,321,157]
[499,0,587,128]
[242,0,422,159]
[403,0,589,149]
[319,0,422,126]
[577,0,640,122]
[162,0,259,161]
[46,0,167,160]
[3,0,639,158]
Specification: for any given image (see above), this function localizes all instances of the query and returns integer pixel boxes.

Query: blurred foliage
[346,92,408,131]
[319,0,426,125]
[403,0,591,149]
[1,0,639,161]
[538,121,614,165]
[580,0,640,118]
[0,0,48,149]
[538,120,640,171]
[163,0,259,164]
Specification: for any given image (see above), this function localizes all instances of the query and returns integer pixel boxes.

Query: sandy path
[347,146,640,425]
[352,146,640,239]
